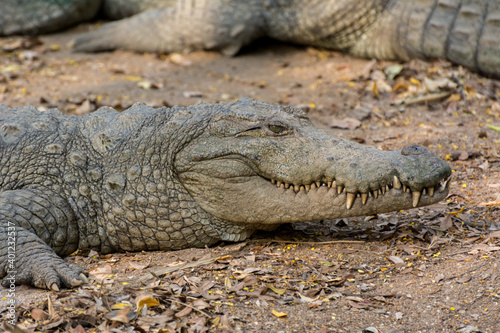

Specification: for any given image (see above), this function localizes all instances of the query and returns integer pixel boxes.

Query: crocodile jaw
[179,172,450,224]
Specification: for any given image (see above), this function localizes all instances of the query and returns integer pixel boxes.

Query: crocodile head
[175,98,451,225]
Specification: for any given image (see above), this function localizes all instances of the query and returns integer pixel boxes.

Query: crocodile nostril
[401,145,429,156]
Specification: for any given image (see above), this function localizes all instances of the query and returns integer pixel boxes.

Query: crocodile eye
[268,124,286,134]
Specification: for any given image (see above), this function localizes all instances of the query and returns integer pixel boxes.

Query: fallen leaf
[192,299,211,310]
[384,64,404,80]
[123,75,143,81]
[487,124,500,132]
[136,295,160,310]
[267,284,286,295]
[174,306,193,318]
[89,264,113,281]
[456,275,472,284]
[271,309,287,318]
[387,256,405,264]
[31,308,49,321]
[434,274,445,283]
[70,325,86,333]
[129,260,150,270]
[47,295,55,318]
[298,293,319,303]
[111,303,133,310]
[468,244,500,254]
[106,308,134,323]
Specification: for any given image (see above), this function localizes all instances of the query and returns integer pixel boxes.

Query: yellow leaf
[271,309,287,318]
[445,94,461,103]
[111,303,132,310]
[410,77,420,85]
[267,284,286,295]
[136,295,160,310]
[372,81,379,97]
[123,75,143,82]
[487,124,500,132]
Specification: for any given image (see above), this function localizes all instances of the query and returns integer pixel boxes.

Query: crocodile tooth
[300,185,305,192]
[277,181,282,187]
[79,273,89,283]
[327,181,332,188]
[422,188,427,196]
[439,179,451,191]
[311,183,317,189]
[386,185,390,192]
[402,184,407,192]
[412,191,421,207]
[373,190,378,199]
[346,193,356,209]
[393,176,402,190]
[271,179,276,184]
[368,191,372,198]
[284,183,290,189]
[315,181,321,187]
[361,193,368,205]
[305,184,311,192]
[381,186,386,195]
[337,185,344,194]
[294,184,300,192]
[428,187,434,197]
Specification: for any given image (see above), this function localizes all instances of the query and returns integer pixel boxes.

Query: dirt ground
[0,24,499,333]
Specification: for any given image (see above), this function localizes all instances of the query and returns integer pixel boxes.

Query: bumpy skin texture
[0,99,451,290]
[2,0,499,77]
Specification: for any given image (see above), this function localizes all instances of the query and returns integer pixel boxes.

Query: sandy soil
[0,25,499,333]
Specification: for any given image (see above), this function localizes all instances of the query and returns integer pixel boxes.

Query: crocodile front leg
[0,189,87,291]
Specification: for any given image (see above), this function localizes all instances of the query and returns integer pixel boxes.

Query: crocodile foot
[1,248,88,291]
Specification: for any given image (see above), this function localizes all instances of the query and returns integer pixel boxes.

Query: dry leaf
[266,284,286,295]
[135,295,160,310]
[89,264,113,281]
[47,295,54,318]
[175,306,193,318]
[271,309,287,318]
[31,308,49,321]
[129,260,150,270]
[456,275,472,284]
[388,256,405,264]
[111,302,133,310]
[106,308,134,323]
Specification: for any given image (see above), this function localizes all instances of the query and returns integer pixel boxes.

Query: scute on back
[0,104,77,144]
[80,103,160,153]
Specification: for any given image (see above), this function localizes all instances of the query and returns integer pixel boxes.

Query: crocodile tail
[350,0,500,78]
[73,1,265,55]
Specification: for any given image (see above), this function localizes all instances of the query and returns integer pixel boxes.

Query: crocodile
[1,0,499,78]
[0,98,451,290]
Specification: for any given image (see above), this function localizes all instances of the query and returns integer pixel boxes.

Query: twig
[162,297,213,318]
[250,239,365,245]
[340,292,401,298]
[395,91,452,105]
[136,255,225,283]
